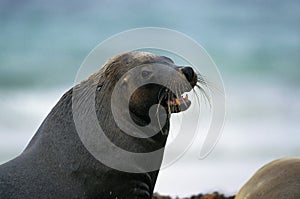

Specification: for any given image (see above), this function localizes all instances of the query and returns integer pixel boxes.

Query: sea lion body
[0,51,200,198]
[236,158,300,199]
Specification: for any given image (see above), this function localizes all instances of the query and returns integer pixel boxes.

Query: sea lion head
[74,51,207,152]
[100,52,202,127]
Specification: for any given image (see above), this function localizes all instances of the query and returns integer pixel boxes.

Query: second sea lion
[236,157,300,199]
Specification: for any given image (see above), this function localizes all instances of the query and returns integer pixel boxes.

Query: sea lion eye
[141,70,152,78]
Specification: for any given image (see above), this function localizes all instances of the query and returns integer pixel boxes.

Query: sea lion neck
[23,89,98,169]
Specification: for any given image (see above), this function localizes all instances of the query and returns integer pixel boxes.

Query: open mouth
[162,90,191,113]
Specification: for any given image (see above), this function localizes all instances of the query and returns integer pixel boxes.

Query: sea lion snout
[181,66,194,82]
[178,66,198,88]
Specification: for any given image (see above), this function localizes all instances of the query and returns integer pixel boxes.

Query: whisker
[157,86,165,102]
[195,84,211,108]
[175,82,181,112]
[156,94,165,134]
[197,74,223,95]
[195,73,212,108]
[193,87,201,109]
[167,80,173,115]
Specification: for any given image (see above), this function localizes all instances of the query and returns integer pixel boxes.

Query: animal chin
[165,93,191,113]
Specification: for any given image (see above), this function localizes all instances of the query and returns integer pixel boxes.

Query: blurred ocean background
[0,0,300,197]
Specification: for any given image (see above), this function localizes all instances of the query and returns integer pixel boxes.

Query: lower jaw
[167,103,191,114]
[172,100,191,113]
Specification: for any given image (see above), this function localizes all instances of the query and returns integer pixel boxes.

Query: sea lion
[0,51,205,199]
[236,157,300,199]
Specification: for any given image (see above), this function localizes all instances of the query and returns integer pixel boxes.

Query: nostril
[181,67,195,82]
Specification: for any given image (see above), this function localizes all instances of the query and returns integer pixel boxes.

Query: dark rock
[153,192,235,199]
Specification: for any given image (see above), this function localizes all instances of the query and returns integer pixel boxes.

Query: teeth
[184,94,188,101]
[166,93,189,107]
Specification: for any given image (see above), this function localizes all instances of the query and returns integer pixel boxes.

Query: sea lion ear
[96,83,103,91]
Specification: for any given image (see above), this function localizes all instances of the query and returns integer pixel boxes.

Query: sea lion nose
[181,66,195,82]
